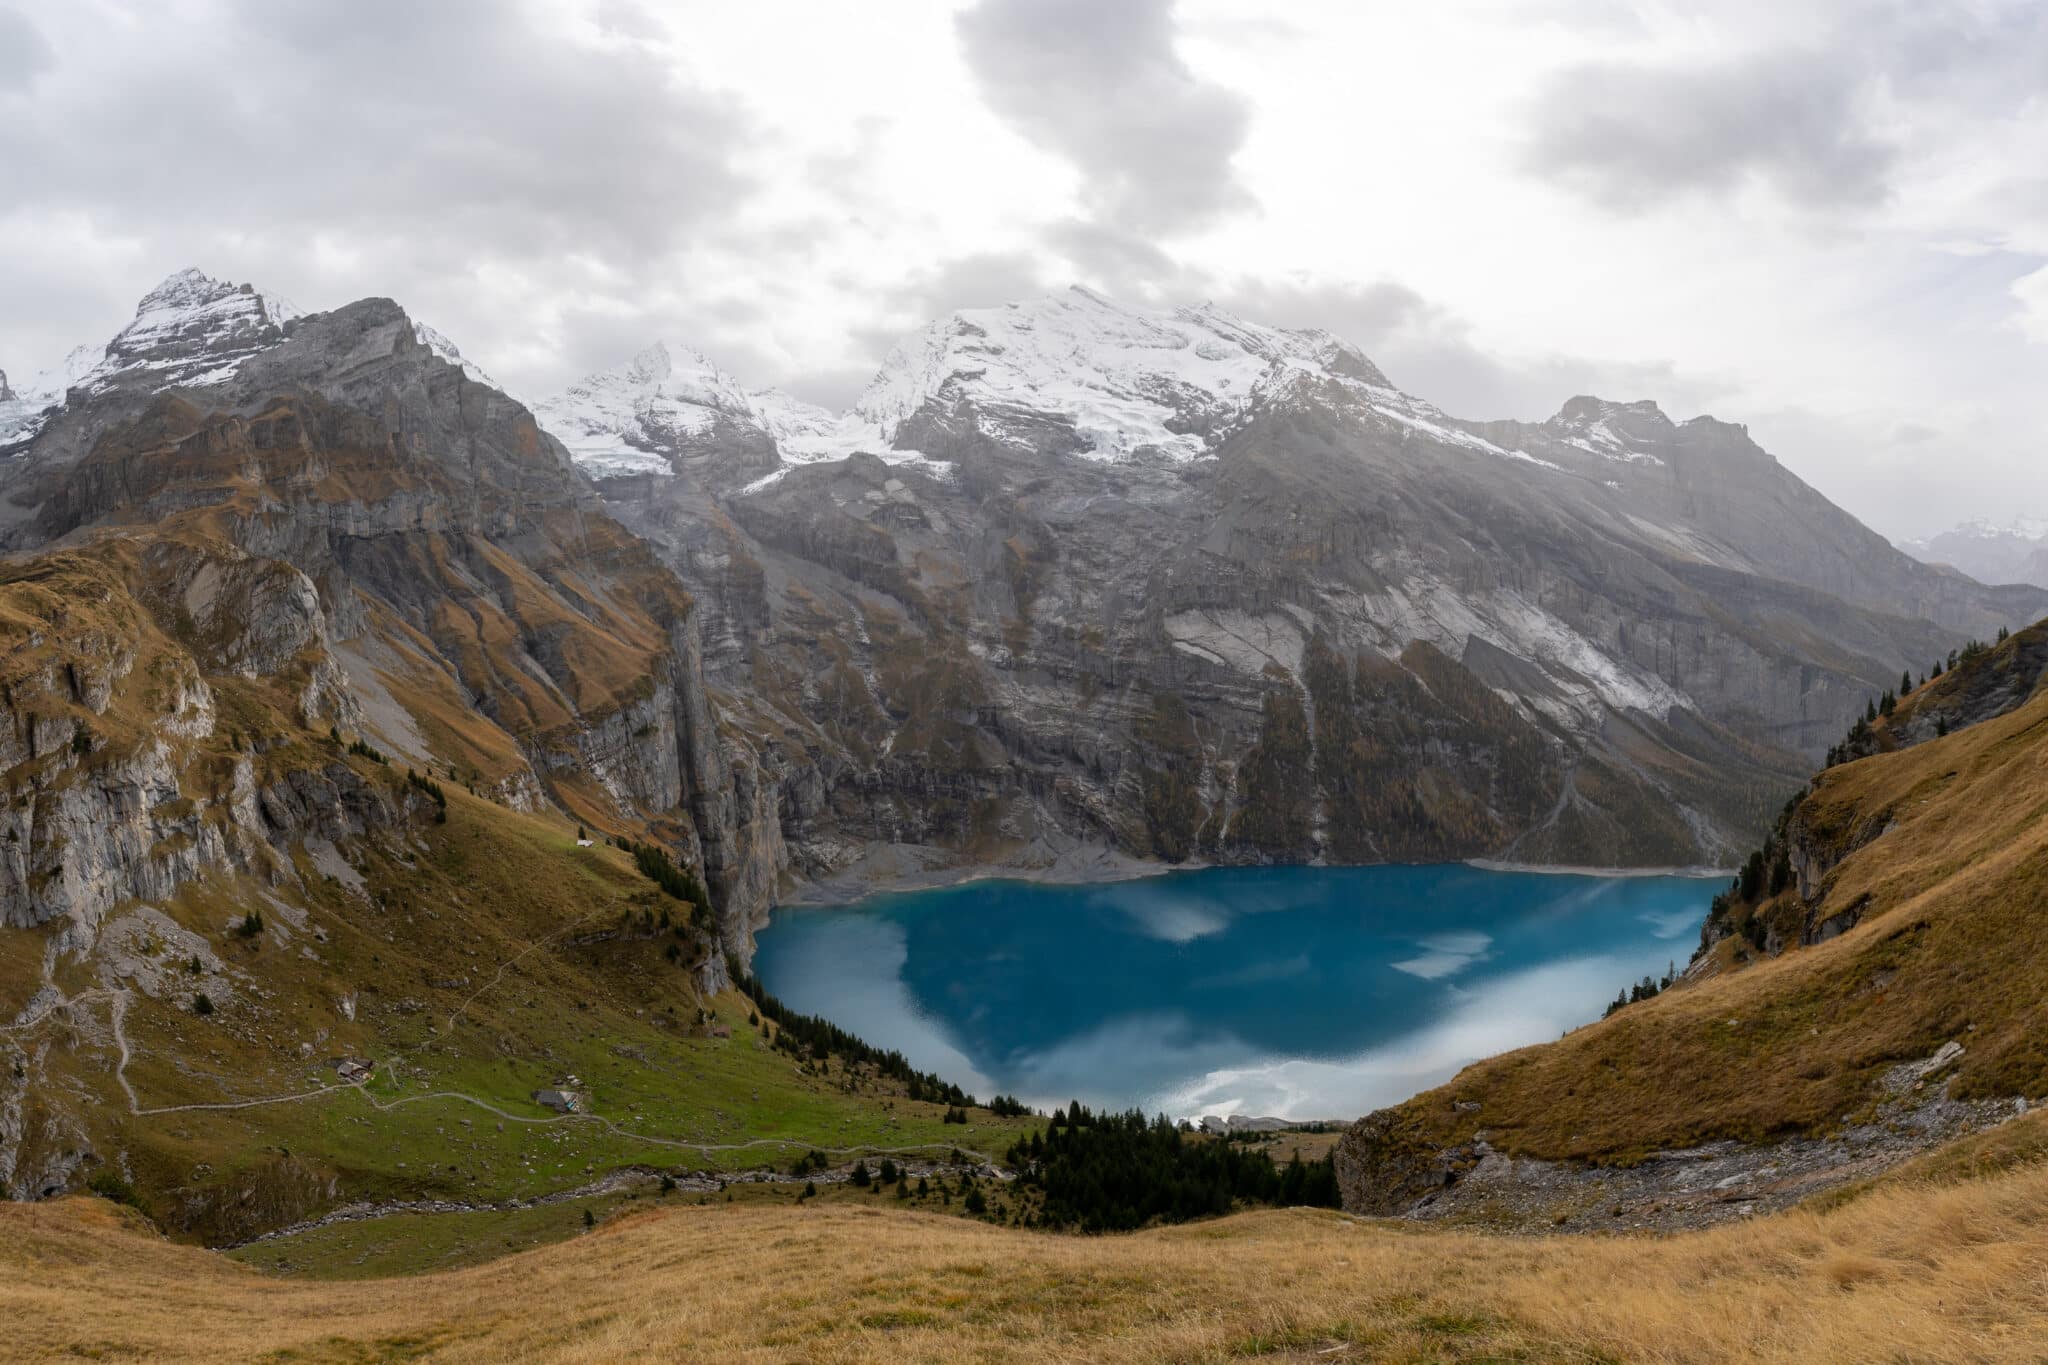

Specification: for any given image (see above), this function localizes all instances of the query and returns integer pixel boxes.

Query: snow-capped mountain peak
[1900,513,2048,589]
[102,268,299,376]
[409,319,497,388]
[1542,396,1674,466]
[1946,514,2048,543]
[535,286,1580,488]
[846,285,1397,465]
[530,339,783,477]
[1,268,301,448]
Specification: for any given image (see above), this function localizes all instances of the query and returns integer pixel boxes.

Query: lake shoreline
[773,844,1735,912]
[772,842,1183,909]
[1463,858,1736,880]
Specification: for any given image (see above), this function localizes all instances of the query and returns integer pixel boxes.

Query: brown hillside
[7,1155,2048,1364]
[1344,620,2048,1179]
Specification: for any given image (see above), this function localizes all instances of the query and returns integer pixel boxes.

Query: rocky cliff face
[5,270,2042,960]
[559,287,2043,879]
[0,272,786,965]
[0,540,409,933]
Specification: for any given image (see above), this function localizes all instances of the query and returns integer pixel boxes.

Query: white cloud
[2010,263,2048,344]
[1390,931,1494,980]
[755,914,997,1098]
[4,0,2048,539]
[1158,954,1655,1121]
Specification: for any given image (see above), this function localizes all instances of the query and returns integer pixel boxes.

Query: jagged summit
[530,339,834,479]
[538,287,1439,485]
[1540,395,1680,466]
[0,271,516,457]
[1901,514,2048,589]
[847,285,1399,465]
[1551,395,1671,427]
[0,268,300,449]
[100,268,299,377]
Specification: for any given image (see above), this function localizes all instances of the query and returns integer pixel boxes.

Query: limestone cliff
[0,275,786,964]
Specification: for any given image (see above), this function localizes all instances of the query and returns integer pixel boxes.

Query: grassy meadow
[10,1129,2048,1363]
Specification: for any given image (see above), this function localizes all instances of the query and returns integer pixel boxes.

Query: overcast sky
[2,0,2045,540]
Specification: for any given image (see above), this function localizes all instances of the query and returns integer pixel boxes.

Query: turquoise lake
[751,865,1713,1121]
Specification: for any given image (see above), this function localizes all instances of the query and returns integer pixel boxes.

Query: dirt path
[29,904,1003,1175]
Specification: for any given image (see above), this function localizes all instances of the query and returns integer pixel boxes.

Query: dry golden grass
[1380,669,2048,1163]
[9,1155,2048,1363]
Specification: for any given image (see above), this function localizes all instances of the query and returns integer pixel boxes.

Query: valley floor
[9,1142,2048,1364]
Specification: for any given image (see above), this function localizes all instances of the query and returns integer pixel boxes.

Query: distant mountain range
[541,284,2043,874]
[5,265,2048,1223]
[1899,516,2048,589]
[1,269,2042,941]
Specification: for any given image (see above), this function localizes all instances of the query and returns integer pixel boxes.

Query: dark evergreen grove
[620,839,713,926]
[1004,1105,1340,1232]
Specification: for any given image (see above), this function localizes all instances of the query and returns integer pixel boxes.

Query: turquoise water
[752,865,1712,1122]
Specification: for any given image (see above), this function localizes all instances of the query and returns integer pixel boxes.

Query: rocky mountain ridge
[1902,514,2048,589]
[0,273,783,973]
[550,286,2047,880]
[5,268,2045,947]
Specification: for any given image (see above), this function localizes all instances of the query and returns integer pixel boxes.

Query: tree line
[728,959,982,1109]
[1003,1104,1339,1232]
[617,839,713,927]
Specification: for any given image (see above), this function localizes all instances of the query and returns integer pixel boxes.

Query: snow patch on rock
[2,268,298,449]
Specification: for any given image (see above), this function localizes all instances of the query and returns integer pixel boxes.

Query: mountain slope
[1334,616,2048,1224]
[0,273,844,1215]
[554,286,2041,879]
[0,273,787,947]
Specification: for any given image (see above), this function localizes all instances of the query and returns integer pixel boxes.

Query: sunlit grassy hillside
[0,770,1034,1243]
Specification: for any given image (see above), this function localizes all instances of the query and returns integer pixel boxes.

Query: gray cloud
[884,251,1057,321]
[956,0,1251,236]
[0,0,757,394]
[0,7,51,91]
[1042,219,1188,294]
[1523,48,1895,212]
[1210,276,1726,421]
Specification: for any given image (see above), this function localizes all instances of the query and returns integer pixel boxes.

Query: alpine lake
[752,864,1714,1123]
